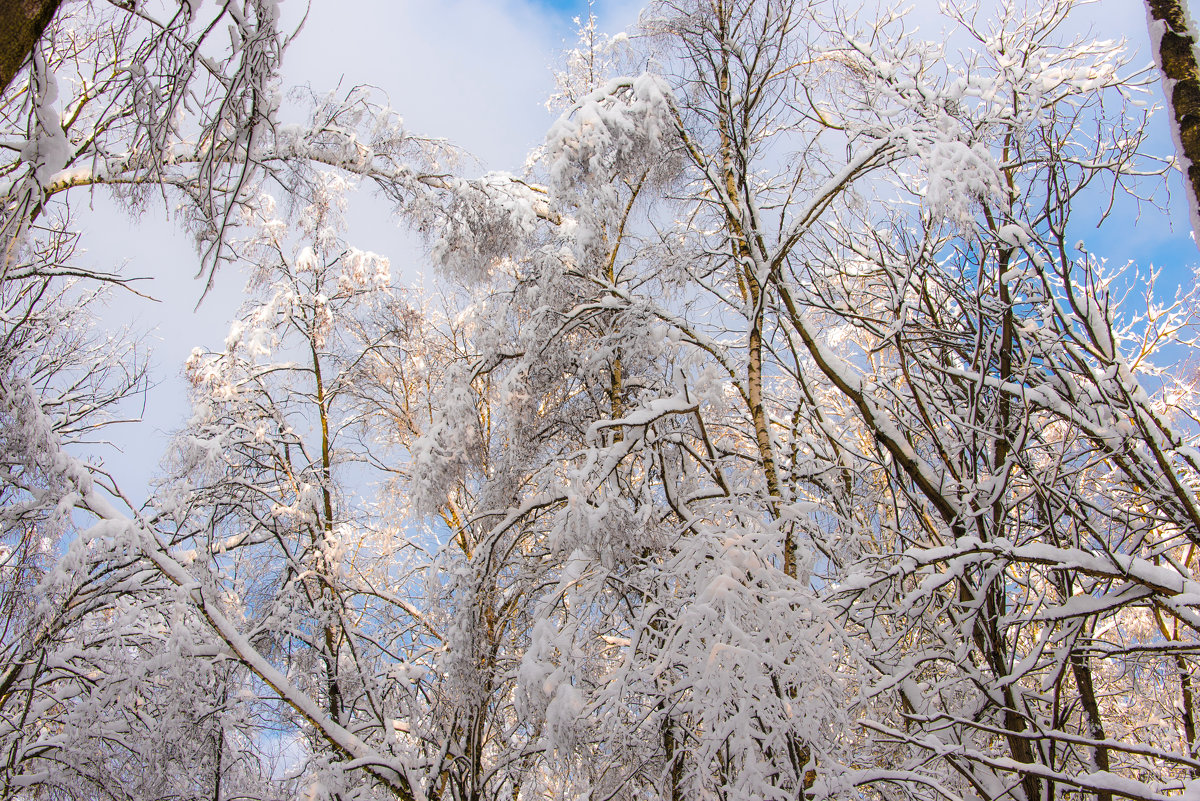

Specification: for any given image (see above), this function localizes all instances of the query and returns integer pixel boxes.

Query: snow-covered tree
[0,2,520,797]
[404,1,1200,800]
[5,0,1200,800]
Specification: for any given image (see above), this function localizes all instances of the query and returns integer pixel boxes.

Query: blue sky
[537,0,602,13]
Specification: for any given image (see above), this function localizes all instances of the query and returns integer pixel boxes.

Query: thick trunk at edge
[0,0,61,95]
[1147,0,1200,236]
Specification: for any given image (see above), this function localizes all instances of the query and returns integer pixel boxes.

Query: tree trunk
[1147,0,1200,236]
[0,0,62,94]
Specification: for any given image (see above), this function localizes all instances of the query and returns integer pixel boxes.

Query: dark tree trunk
[0,0,62,94]
[1148,0,1200,236]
